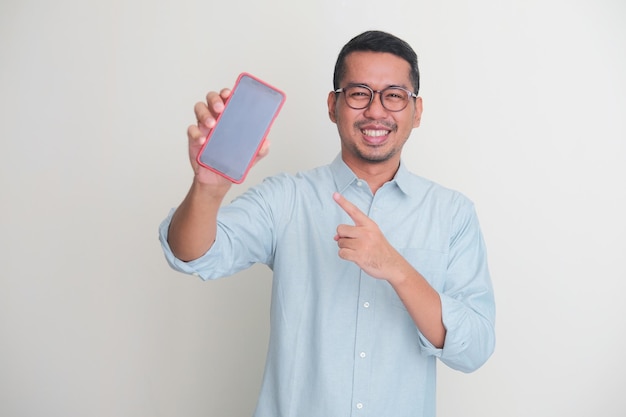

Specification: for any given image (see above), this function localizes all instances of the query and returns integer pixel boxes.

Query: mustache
[354,119,397,131]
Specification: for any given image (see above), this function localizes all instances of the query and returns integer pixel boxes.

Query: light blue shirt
[159,155,495,417]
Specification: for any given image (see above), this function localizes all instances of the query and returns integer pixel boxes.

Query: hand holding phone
[196,73,286,183]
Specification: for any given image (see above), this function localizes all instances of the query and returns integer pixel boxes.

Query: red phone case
[196,72,286,183]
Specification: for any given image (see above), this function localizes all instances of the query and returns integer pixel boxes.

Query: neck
[343,157,400,194]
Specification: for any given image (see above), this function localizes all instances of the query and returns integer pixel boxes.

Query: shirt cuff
[158,209,213,280]
[417,293,469,357]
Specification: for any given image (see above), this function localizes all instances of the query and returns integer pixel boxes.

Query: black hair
[333,30,420,94]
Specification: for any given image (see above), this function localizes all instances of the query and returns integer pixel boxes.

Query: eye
[384,89,406,101]
[348,87,371,99]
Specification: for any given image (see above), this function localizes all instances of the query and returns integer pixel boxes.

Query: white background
[1,0,625,416]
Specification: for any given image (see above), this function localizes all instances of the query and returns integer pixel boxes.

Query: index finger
[333,192,370,226]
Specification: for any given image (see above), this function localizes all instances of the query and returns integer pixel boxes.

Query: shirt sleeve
[418,199,496,373]
[158,179,281,281]
[158,208,211,278]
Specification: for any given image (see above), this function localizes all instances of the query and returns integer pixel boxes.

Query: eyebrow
[345,82,411,90]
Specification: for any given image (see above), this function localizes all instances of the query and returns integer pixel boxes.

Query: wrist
[191,175,231,201]
[386,257,415,288]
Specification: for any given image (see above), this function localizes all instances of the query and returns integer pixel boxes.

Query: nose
[363,91,388,118]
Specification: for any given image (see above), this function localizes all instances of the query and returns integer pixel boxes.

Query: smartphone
[196,73,286,183]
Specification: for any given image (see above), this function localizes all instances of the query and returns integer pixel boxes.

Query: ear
[327,91,338,123]
[413,96,423,128]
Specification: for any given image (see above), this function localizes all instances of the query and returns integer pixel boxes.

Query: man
[160,30,495,417]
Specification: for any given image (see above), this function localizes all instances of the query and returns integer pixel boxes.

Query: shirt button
[356,180,363,187]
[363,302,370,308]
[356,403,364,409]
[191,272,199,277]
[360,352,367,358]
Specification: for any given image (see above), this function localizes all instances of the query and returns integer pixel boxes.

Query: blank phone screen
[198,74,285,183]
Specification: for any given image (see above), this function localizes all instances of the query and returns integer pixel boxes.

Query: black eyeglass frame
[334,84,418,112]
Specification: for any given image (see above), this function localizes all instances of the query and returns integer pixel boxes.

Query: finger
[219,88,232,101]
[194,101,216,130]
[336,241,358,263]
[251,139,271,166]
[335,224,358,240]
[196,89,231,129]
[207,90,228,114]
[333,192,370,226]
[187,124,206,146]
[257,139,271,159]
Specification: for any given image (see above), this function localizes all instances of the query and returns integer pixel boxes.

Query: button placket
[352,267,375,416]
[350,182,376,415]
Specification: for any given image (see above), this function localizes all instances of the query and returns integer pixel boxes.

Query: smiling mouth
[361,129,390,137]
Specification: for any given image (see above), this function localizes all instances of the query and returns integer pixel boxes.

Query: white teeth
[362,129,389,137]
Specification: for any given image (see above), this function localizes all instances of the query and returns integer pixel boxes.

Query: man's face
[328,51,423,168]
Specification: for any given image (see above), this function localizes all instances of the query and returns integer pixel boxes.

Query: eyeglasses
[334,84,418,112]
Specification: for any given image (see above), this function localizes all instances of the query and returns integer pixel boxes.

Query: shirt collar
[393,160,413,196]
[330,154,357,193]
[330,154,413,196]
